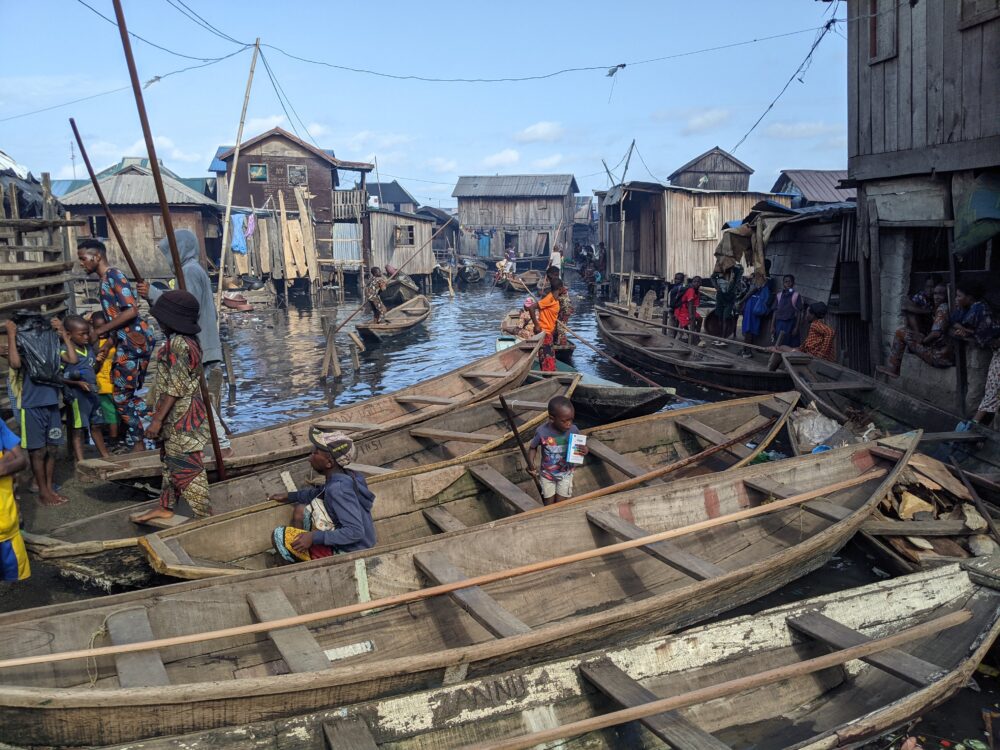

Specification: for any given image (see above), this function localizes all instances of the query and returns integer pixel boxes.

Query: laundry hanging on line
[230,214,248,255]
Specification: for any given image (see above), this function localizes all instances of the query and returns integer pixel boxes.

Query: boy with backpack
[56,315,108,460]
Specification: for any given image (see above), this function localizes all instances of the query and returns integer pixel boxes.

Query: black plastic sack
[11,310,62,387]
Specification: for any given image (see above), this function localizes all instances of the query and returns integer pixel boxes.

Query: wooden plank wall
[456,195,572,257]
[848,0,1000,177]
[368,211,435,275]
[669,152,751,191]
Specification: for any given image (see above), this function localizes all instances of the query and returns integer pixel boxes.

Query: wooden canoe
[74,341,539,485]
[596,306,793,394]
[356,295,431,342]
[379,274,420,306]
[107,560,1000,750]
[24,374,568,590]
[141,392,796,580]
[500,309,575,360]
[0,433,915,746]
[782,352,1000,476]
[497,269,543,293]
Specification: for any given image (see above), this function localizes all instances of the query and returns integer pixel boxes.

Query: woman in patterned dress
[77,240,154,452]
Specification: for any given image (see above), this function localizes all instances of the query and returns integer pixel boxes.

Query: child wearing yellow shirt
[90,312,119,446]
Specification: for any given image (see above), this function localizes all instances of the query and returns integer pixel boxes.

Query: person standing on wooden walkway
[78,240,154,452]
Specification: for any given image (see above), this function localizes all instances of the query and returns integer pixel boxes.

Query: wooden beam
[322,718,379,750]
[0,292,67,313]
[408,427,499,444]
[423,506,467,533]
[467,464,542,513]
[106,608,171,688]
[786,612,942,686]
[920,431,984,443]
[461,370,511,378]
[312,421,382,432]
[807,381,875,392]
[247,590,331,674]
[848,134,1000,181]
[587,510,725,580]
[414,551,531,638]
[0,261,73,276]
[675,417,751,458]
[862,519,973,536]
[580,660,729,749]
[586,438,653,479]
[0,218,86,229]
[491,399,548,411]
[394,395,459,406]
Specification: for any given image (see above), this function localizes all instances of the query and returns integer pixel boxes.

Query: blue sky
[1,0,848,206]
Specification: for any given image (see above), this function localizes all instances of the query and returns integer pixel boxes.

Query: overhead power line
[164,0,246,45]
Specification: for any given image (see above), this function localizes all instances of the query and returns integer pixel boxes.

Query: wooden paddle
[498,393,545,499]
[0,469,890,671]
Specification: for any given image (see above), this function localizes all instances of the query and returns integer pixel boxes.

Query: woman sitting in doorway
[878,283,955,377]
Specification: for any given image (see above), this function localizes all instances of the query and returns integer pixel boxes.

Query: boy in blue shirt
[57,315,107,461]
[528,396,588,505]
[5,318,67,507]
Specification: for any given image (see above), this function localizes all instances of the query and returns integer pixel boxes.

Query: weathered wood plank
[884,52,898,153]
[312,421,383,431]
[467,464,542,512]
[0,292,67,313]
[587,510,725,581]
[858,8,873,155]
[164,538,195,566]
[587,437,652,479]
[896,0,912,151]
[0,273,75,293]
[925,0,944,143]
[461,370,511,378]
[247,590,331,674]
[491,399,549,411]
[862,519,973,536]
[135,513,191,529]
[981,18,1000,137]
[802,499,854,522]
[106,608,170,688]
[808,380,874,392]
[675,417,751,458]
[871,58,886,153]
[787,611,942,686]
[961,23,982,142]
[920,431,984,443]
[910,0,928,147]
[345,463,394,475]
[0,261,73,276]
[848,0,860,158]
[942,0,963,142]
[580,660,729,749]
[322,718,379,750]
[408,427,498,444]
[414,551,531,638]
[394,395,459,406]
[423,505,468,533]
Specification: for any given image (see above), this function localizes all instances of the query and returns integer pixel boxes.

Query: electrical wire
[731,19,837,152]
[634,144,665,184]
[73,0,233,62]
[166,0,247,45]
[257,51,310,143]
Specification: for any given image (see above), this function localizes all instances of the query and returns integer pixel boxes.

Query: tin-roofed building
[770,169,856,207]
[452,174,578,260]
[668,146,753,191]
[366,181,418,214]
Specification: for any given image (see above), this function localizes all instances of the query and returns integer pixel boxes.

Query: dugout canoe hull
[105,560,1000,750]
[142,392,796,580]
[74,340,538,485]
[0,433,914,746]
[596,306,793,394]
[356,295,431,342]
[500,311,574,361]
[379,275,420,307]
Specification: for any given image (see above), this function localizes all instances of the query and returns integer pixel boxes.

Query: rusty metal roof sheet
[452,174,578,198]
[771,170,856,203]
[59,166,219,208]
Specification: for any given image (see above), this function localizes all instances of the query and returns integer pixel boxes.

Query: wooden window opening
[151,214,164,239]
[395,225,416,246]
[288,164,307,186]
[692,206,720,242]
[248,164,268,183]
[959,0,1000,29]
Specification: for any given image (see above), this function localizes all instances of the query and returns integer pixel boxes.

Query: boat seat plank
[312,421,383,432]
[423,506,467,533]
[247,590,331,674]
[807,380,875,392]
[409,427,498,444]
[787,612,942,686]
[133,513,191,529]
[394,395,459,406]
[617,331,653,338]
[491,399,549,410]
[580,660,729,749]
[322,718,379,750]
[920,431,984,443]
[467,465,542,512]
[587,438,654,479]
[745,477,852,522]
[744,477,796,499]
[676,417,751,458]
[345,463,394,475]
[164,538,195,566]
[461,370,510,378]
[587,510,725,580]
[862,519,973,536]
[414,551,531,638]
[106,608,171,688]
[802,499,853,522]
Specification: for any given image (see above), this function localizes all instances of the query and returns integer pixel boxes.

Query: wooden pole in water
[111,0,227,480]
[0,469,890,670]
[498,393,545,499]
[216,39,260,317]
[68,119,143,282]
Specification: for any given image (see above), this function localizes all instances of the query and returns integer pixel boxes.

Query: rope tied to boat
[86,613,113,687]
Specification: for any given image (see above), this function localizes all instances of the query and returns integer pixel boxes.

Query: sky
[0,0,849,207]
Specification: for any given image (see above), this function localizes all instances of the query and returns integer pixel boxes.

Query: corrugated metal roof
[208,146,231,173]
[59,167,219,208]
[771,170,856,203]
[668,147,753,181]
[50,179,86,197]
[367,180,417,206]
[452,174,578,198]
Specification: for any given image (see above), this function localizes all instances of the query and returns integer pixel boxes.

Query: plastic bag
[12,310,62,387]
[790,406,841,451]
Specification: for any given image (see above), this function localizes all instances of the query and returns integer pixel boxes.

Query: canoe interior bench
[409,427,499,444]
[394,395,460,406]
[131,512,191,529]
[675,417,751,459]
[345,463,395,475]
[247,590,331,674]
[461,370,510,378]
[587,438,654,480]
[467,464,542,512]
[786,612,943,686]
[580,659,729,749]
[312,421,383,432]
[414,551,531,638]
[107,608,171,688]
[323,718,379,750]
[586,510,725,581]
[808,380,875,392]
[743,477,853,523]
[423,505,468,533]
[491,399,548,410]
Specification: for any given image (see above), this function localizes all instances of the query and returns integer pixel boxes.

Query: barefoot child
[90,311,120,449]
[130,291,211,524]
[527,395,588,505]
[5,317,67,507]
[57,315,108,460]
[0,419,29,581]
[269,430,376,562]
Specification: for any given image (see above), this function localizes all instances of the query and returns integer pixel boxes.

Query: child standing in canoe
[527,395,588,505]
[269,430,376,562]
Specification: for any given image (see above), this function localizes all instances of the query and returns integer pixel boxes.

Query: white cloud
[533,153,564,169]
[344,130,413,154]
[483,148,520,168]
[426,156,458,173]
[680,109,732,136]
[122,135,201,163]
[306,122,330,138]
[54,163,78,179]
[244,114,287,134]
[763,121,842,139]
[514,121,565,143]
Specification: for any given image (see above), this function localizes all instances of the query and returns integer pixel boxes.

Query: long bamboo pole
[467,609,972,750]
[110,0,227,480]
[498,393,545,499]
[215,39,260,317]
[0,469,887,671]
[68,119,142,282]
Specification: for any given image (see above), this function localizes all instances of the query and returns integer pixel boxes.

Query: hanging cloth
[245,213,256,239]
[230,214,248,255]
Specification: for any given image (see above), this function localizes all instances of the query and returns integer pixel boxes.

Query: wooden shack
[366,209,435,275]
[668,146,753,191]
[366,181,418,214]
[59,164,218,279]
[415,206,459,250]
[601,181,791,283]
[453,174,577,259]
[846,0,1000,410]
